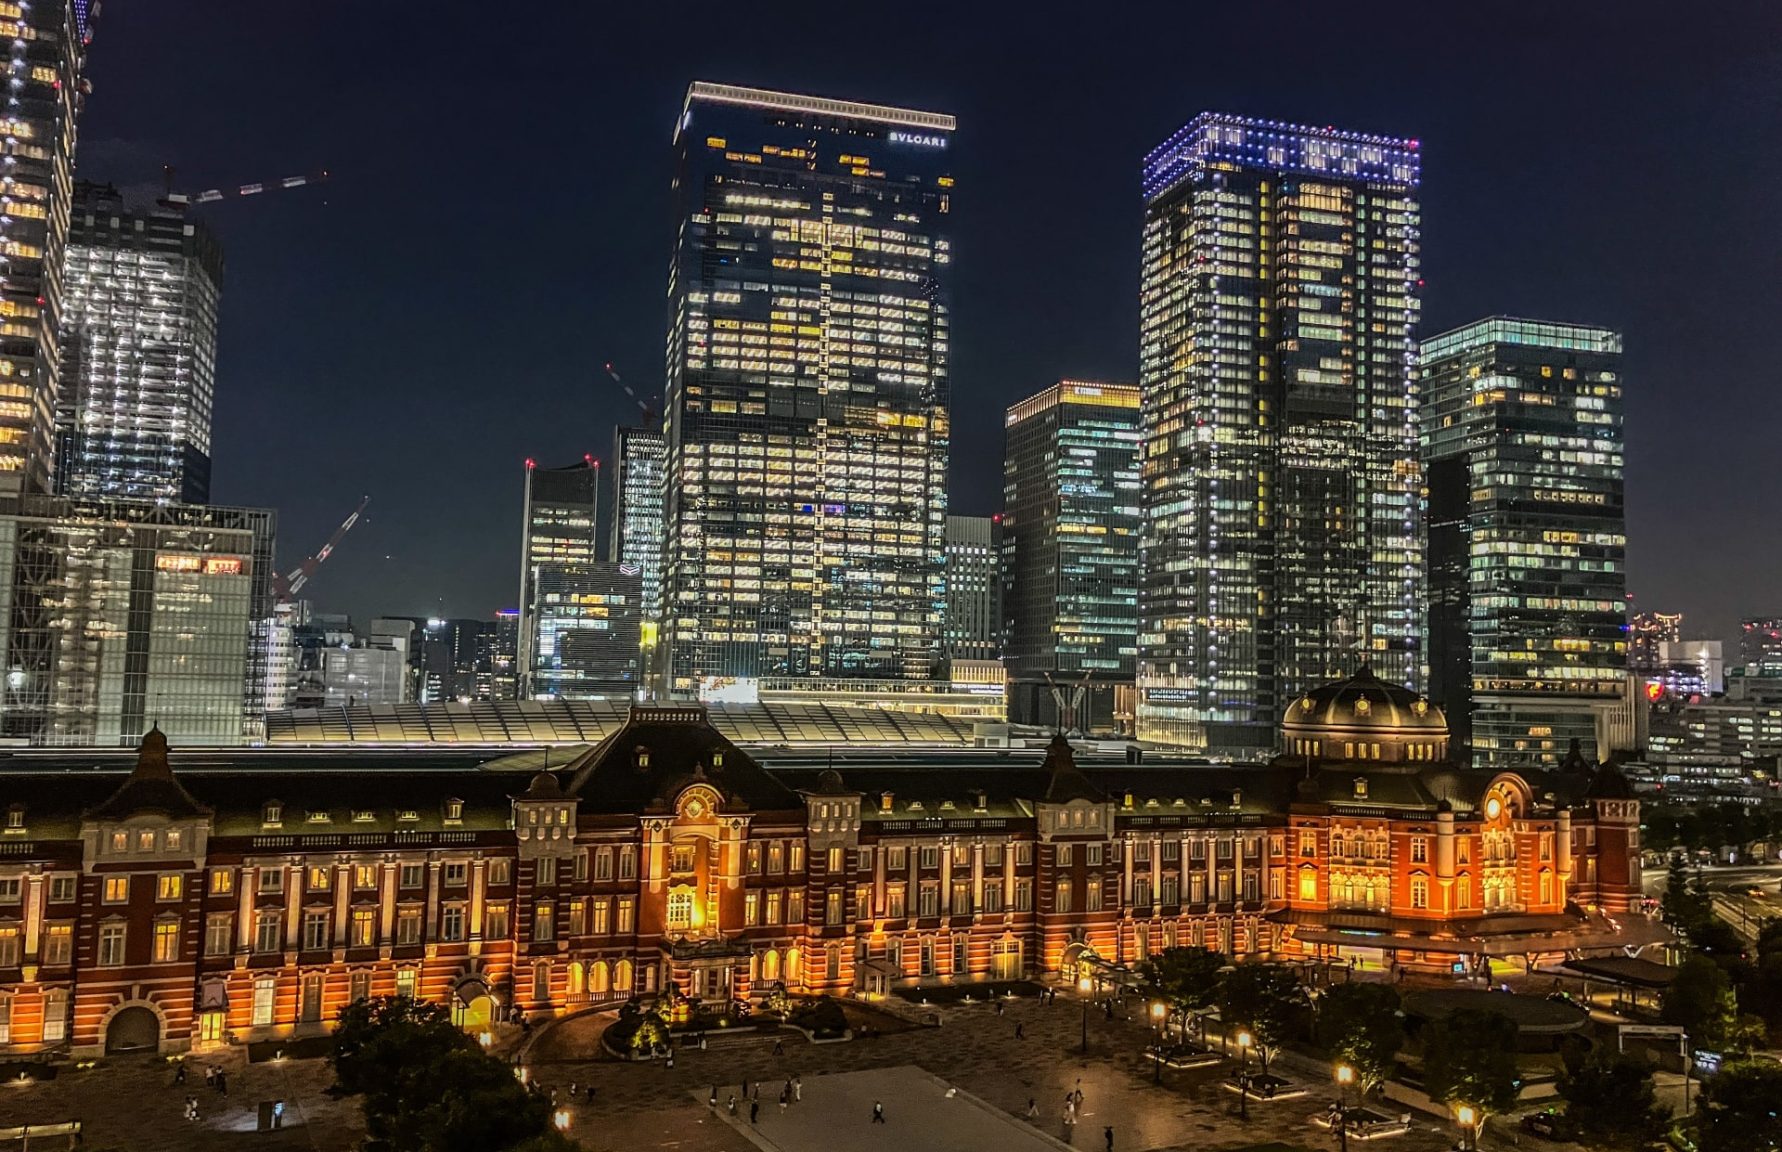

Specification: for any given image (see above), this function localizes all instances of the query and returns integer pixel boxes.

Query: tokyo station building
[0,669,1652,1057]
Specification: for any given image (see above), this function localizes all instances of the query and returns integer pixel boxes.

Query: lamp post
[1078,975,1094,1054]
[1333,1064,1355,1152]
[1455,1104,1477,1152]
[1151,1001,1166,1084]
[1237,1030,1253,1120]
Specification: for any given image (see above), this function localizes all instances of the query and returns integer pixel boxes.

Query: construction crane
[272,495,370,603]
[160,166,330,207]
[602,362,658,424]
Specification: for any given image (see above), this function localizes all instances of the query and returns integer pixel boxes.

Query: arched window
[589,961,609,994]
[567,962,585,996]
[614,959,633,991]
[785,947,801,983]
[762,949,780,982]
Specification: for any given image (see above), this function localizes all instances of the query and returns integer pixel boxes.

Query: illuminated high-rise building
[1739,617,1782,678]
[940,515,1000,662]
[516,458,598,698]
[611,424,665,628]
[1002,381,1141,732]
[56,182,221,503]
[1628,610,1681,674]
[659,83,954,697]
[1421,317,1627,768]
[0,1,93,493]
[1137,114,1425,751]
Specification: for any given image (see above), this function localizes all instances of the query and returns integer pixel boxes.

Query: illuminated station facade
[0,668,1650,1056]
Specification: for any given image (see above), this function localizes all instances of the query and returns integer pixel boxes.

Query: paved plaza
[0,986,1520,1151]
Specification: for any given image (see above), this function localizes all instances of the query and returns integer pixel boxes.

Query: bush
[788,997,848,1039]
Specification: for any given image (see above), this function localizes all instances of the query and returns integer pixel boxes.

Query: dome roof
[1282,665,1448,739]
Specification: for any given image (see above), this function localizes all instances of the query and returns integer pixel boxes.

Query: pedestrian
[750,1099,760,1125]
[742,1078,750,1099]
[779,1086,789,1114]
[793,1074,802,1102]
[996,1000,1005,1017]
[709,1086,718,1108]
[1105,1125,1114,1152]
[549,1087,558,1106]
[727,1093,738,1116]
[216,1070,227,1097]
[174,1062,186,1086]
[203,1065,215,1089]
[1025,1097,1038,1121]
[773,1037,785,1056]
[666,1050,676,1070]
[570,1080,578,1099]
[872,1099,886,1124]
[183,1095,197,1122]
[1015,1022,1024,1039]
[586,1084,597,1104]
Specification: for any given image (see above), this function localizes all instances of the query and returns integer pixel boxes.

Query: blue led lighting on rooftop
[1143,112,1420,203]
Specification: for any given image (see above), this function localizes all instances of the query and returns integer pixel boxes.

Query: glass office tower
[1420,317,1626,768]
[610,424,666,632]
[940,514,1000,662]
[661,83,954,696]
[1138,114,1424,751]
[0,1,91,493]
[57,182,222,503]
[516,458,599,698]
[1002,381,1141,732]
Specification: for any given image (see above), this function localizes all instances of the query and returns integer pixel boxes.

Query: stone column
[22,872,44,960]
[940,839,953,916]
[424,859,442,942]
[237,866,257,952]
[873,843,887,917]
[378,860,398,944]
[283,864,301,950]
[1122,835,1135,908]
[1149,835,1161,907]
[469,858,488,949]
[971,842,984,914]
[333,863,351,947]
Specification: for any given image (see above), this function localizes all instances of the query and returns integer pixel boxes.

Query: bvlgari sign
[888,130,946,148]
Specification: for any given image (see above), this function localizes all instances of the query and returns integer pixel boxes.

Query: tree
[1695,1059,1782,1152]
[1317,981,1404,1094]
[1555,1046,1670,1150]
[1138,946,1225,1035]
[1215,962,1307,1072]
[330,994,562,1152]
[1422,1009,1520,1136]
[1663,954,1739,1049]
[1661,855,1710,933]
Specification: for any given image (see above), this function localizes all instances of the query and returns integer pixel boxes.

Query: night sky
[77,3,1782,644]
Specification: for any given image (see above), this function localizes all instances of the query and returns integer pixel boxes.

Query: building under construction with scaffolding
[0,493,275,745]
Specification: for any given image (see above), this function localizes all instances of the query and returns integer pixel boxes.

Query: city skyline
[69,4,1781,642]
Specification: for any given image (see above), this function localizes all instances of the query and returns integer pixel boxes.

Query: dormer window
[397,809,419,823]
[352,810,376,823]
[711,751,724,769]
[634,746,651,770]
[1353,778,1369,800]
[444,799,464,824]
[306,810,332,824]
[3,804,22,832]
[262,802,283,827]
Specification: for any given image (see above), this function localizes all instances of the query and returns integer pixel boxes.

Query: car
[1747,886,1769,899]
[1520,1110,1564,1140]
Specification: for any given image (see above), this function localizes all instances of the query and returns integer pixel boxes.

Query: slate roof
[558,705,804,815]
[85,728,210,821]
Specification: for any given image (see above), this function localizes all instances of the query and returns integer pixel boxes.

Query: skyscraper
[1137,115,1424,751]
[1628,610,1681,674]
[516,458,598,698]
[1420,317,1627,768]
[0,1,92,493]
[1001,381,1141,732]
[56,182,222,502]
[660,82,954,697]
[1739,617,1782,678]
[0,493,274,745]
[611,423,666,631]
[529,562,644,700]
[940,515,1000,662]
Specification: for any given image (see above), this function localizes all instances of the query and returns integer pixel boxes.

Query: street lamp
[1456,1104,1477,1152]
[1333,1064,1355,1152]
[1237,1030,1253,1120]
[1078,975,1094,1054]
[1150,1001,1166,1084]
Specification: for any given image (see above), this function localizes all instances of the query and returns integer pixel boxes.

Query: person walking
[1105,1125,1115,1152]
[1025,1097,1038,1121]
[586,1084,596,1104]
[750,1099,760,1125]
[793,1074,802,1102]
[203,1065,215,1089]
[1015,1022,1025,1040]
[779,1085,790,1114]
[174,1062,186,1086]
[773,1037,785,1057]
[709,1086,718,1108]
[742,1078,750,1100]
[872,1099,887,1124]
[996,1000,1005,1017]
[216,1070,227,1097]
[727,1093,737,1116]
